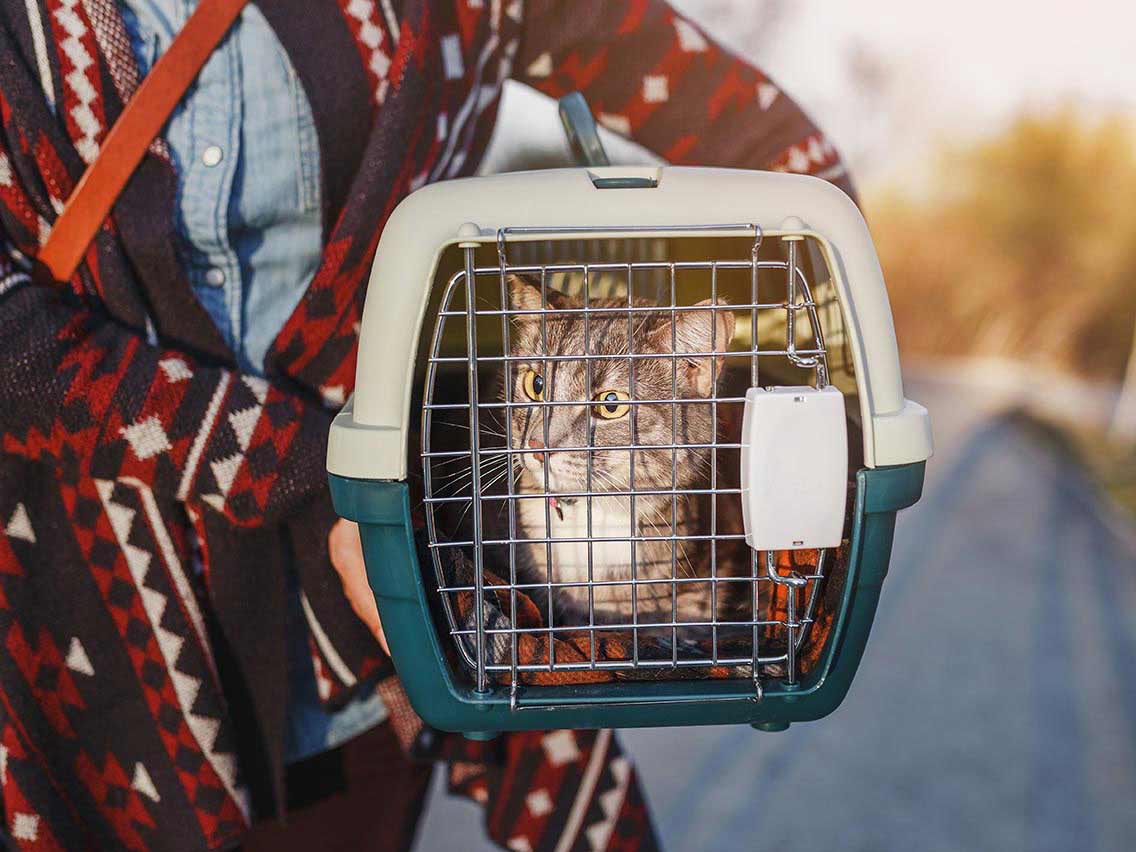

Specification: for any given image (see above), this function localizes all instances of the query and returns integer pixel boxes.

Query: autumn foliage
[869,109,1136,382]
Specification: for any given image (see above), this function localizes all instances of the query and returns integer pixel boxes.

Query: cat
[501,273,748,630]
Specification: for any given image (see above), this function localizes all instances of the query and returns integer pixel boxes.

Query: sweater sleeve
[514,0,856,199]
[0,240,332,528]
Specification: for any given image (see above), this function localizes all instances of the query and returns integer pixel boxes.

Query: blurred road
[415,374,1136,852]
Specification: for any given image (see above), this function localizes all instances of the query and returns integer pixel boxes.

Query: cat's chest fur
[516,492,689,620]
[519,496,636,578]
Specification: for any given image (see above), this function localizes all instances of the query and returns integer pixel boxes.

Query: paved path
[415,379,1136,851]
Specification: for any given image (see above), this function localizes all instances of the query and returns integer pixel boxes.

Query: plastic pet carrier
[327,161,932,738]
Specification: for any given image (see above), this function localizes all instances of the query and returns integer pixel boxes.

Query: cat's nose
[527,438,545,463]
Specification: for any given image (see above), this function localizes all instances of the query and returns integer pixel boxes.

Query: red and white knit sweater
[0,1,851,848]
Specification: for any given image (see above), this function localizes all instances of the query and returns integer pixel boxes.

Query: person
[0,1,853,849]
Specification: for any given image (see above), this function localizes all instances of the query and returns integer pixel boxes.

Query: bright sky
[676,0,1136,183]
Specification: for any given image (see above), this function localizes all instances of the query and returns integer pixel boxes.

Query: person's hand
[328,519,389,656]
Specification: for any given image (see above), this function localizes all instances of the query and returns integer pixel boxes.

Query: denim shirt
[119,0,385,762]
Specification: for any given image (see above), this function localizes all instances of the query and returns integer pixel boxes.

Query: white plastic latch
[740,385,848,550]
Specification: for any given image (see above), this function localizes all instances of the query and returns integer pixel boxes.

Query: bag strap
[39,0,250,284]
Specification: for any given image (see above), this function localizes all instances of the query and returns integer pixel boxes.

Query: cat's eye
[522,369,544,401]
[593,390,630,419]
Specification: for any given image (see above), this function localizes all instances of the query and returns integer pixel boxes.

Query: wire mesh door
[421,224,838,700]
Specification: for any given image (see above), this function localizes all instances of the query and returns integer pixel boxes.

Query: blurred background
[419,2,1136,849]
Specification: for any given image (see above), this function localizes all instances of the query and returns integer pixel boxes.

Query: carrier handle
[558,91,611,167]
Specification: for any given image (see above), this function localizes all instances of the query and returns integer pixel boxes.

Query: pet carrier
[327,164,932,738]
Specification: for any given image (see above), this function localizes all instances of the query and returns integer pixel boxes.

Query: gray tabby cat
[503,273,745,627]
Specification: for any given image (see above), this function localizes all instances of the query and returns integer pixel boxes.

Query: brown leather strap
[39,0,251,284]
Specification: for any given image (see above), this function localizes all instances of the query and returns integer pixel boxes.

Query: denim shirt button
[202,145,224,167]
[204,267,226,287]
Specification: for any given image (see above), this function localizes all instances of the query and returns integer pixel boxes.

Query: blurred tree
[869,108,1136,385]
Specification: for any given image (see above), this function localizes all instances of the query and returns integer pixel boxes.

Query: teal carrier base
[330,462,924,736]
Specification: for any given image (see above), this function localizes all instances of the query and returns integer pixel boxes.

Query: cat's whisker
[431,454,474,470]
[448,458,518,527]
[434,465,470,483]
[435,420,508,441]
[434,477,472,497]
[432,457,508,496]
[434,452,507,474]
[478,464,515,494]
[453,491,479,530]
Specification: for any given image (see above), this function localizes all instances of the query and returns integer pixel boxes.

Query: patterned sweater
[0,0,851,849]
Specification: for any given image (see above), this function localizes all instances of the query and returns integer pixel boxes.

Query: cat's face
[504,275,735,496]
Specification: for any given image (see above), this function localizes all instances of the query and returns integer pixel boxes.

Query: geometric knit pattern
[45,0,106,164]
[337,0,395,106]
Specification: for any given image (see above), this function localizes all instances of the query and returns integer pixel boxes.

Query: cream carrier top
[327,166,933,480]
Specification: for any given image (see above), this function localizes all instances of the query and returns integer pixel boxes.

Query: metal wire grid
[421,225,835,697]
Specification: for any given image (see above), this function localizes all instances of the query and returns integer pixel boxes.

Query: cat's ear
[507,274,572,315]
[663,298,736,397]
